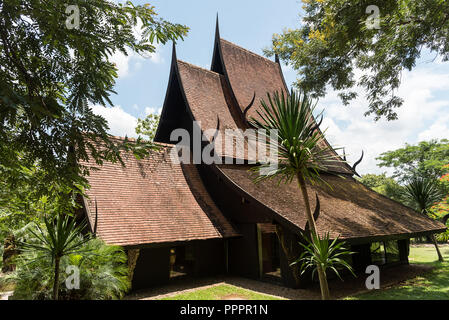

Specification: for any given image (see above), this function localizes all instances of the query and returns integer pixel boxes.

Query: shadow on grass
[348,246,449,300]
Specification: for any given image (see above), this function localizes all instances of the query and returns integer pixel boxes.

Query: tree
[135,113,160,141]
[402,175,445,261]
[11,237,130,300]
[358,173,403,202]
[377,139,449,185]
[18,214,90,300]
[250,89,345,300]
[0,0,188,204]
[293,233,355,284]
[266,0,449,120]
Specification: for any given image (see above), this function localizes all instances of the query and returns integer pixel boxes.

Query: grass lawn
[346,245,449,300]
[159,284,284,300]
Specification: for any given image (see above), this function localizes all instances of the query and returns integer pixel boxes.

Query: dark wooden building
[80,21,446,290]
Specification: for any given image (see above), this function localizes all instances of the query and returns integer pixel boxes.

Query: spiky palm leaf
[402,176,445,261]
[19,215,90,261]
[17,214,90,299]
[402,176,443,214]
[11,238,130,300]
[249,88,350,300]
[249,88,344,184]
[292,232,355,281]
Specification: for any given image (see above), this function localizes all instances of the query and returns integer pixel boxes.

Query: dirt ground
[125,263,433,300]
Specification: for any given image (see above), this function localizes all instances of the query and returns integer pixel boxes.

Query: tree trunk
[431,234,444,262]
[275,224,301,287]
[53,256,61,300]
[316,263,330,299]
[297,173,330,300]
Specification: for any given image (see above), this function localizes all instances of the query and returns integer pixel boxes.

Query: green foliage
[293,232,355,280]
[135,113,160,141]
[0,0,188,211]
[249,88,346,299]
[377,139,449,184]
[267,0,449,120]
[402,176,444,214]
[249,88,343,184]
[347,246,449,300]
[10,238,130,300]
[358,173,403,202]
[19,215,90,262]
[17,214,90,299]
[436,229,449,243]
[63,238,130,300]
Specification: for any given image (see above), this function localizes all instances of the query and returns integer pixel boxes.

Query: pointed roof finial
[215,13,220,39]
[172,41,177,57]
[171,41,178,64]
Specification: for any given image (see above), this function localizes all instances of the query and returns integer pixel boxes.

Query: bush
[10,238,130,300]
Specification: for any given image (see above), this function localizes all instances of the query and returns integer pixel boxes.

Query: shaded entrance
[169,245,195,279]
[257,223,282,282]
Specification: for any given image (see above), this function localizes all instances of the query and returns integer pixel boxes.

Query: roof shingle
[83,144,239,247]
[216,164,446,240]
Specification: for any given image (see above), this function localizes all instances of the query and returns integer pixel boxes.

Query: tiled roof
[82,143,239,247]
[216,164,446,240]
[217,39,354,175]
[219,39,287,121]
[177,60,259,161]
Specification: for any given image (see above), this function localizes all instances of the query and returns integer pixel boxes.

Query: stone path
[125,264,433,300]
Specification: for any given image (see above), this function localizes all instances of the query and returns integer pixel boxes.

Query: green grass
[159,284,284,300]
[346,245,449,300]
[0,274,15,293]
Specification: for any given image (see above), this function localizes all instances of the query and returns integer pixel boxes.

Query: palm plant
[402,176,445,261]
[18,214,90,299]
[249,88,345,300]
[11,237,130,300]
[292,232,355,296]
[64,238,130,299]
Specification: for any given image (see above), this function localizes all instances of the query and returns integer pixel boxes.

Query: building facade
[80,21,446,290]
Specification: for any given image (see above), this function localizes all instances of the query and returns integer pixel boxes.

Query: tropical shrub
[250,89,345,299]
[17,214,90,299]
[10,216,130,300]
[61,238,130,300]
[10,237,130,300]
[292,233,355,284]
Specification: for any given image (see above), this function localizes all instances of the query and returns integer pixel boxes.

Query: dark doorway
[258,224,281,282]
[169,245,195,279]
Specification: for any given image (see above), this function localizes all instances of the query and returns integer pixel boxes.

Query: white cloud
[144,106,162,115]
[418,113,449,141]
[316,65,449,175]
[91,105,138,138]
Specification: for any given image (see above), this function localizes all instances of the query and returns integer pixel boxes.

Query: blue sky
[94,0,449,175]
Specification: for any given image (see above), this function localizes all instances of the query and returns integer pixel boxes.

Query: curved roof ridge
[220,38,277,65]
[108,135,175,148]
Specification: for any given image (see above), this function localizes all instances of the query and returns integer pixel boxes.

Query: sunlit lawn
[346,245,449,300]
[159,284,284,300]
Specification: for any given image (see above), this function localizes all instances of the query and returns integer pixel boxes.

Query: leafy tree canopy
[0,1,188,201]
[358,173,403,202]
[266,0,449,120]
[135,112,160,141]
[376,139,449,183]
